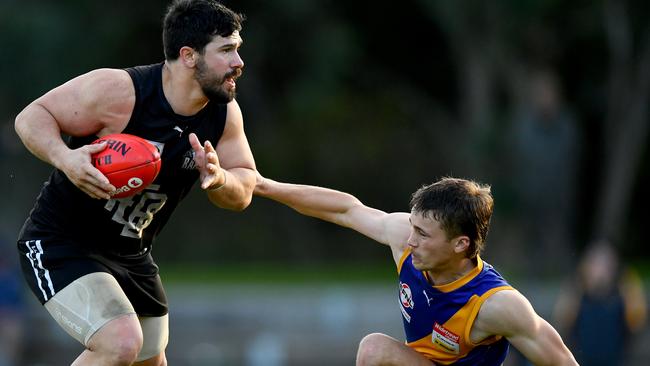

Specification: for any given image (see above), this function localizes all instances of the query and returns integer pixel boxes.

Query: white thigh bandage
[136,314,169,361]
[44,272,136,345]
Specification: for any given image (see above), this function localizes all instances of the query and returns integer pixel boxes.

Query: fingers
[204,139,216,154]
[187,134,225,190]
[65,143,116,199]
[87,141,108,153]
[79,165,116,199]
[203,140,220,166]
[189,133,202,153]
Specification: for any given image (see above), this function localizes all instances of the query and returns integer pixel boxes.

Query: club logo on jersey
[400,282,414,309]
[181,150,196,170]
[432,322,460,354]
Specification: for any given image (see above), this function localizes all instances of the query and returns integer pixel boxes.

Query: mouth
[224,76,236,90]
[223,69,242,89]
[411,252,424,264]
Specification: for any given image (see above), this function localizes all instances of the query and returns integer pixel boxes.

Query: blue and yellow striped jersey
[397,248,513,365]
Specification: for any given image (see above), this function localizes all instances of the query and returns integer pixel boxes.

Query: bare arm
[190,100,256,211]
[254,175,411,264]
[14,68,134,199]
[474,290,578,366]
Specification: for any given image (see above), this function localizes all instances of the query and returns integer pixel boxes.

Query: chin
[411,260,424,270]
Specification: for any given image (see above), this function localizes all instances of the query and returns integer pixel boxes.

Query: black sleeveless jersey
[20,62,227,255]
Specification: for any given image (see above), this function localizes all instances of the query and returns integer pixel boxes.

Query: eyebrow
[219,40,242,50]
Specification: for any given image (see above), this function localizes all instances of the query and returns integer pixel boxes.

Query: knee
[90,326,143,365]
[356,333,391,365]
[110,333,143,365]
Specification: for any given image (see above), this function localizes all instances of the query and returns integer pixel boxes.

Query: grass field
[160,261,397,285]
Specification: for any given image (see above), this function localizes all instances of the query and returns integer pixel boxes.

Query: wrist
[208,169,227,191]
[50,144,72,171]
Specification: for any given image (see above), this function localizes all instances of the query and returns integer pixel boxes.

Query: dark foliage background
[1,0,649,277]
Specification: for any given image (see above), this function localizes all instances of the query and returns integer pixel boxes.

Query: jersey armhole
[464,285,514,346]
[123,67,145,130]
[397,247,412,273]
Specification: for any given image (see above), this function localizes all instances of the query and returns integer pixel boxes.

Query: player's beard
[195,57,242,104]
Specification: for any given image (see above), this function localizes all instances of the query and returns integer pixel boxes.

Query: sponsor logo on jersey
[432,322,460,354]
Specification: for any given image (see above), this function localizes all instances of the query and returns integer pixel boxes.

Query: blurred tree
[592,0,650,244]
[2,0,649,268]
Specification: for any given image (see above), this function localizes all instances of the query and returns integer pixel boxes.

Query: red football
[91,133,161,199]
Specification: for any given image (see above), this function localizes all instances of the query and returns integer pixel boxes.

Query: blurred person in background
[0,236,24,366]
[255,175,578,366]
[509,68,581,274]
[13,0,256,365]
[553,239,647,366]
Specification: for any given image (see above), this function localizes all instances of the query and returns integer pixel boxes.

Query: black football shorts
[17,233,168,317]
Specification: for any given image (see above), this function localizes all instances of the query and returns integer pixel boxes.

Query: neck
[162,61,209,116]
[424,257,477,286]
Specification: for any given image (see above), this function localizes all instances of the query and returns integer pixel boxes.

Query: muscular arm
[474,290,578,366]
[255,176,411,263]
[14,68,134,199]
[192,100,256,211]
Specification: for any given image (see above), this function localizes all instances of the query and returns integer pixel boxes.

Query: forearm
[15,103,71,169]
[255,177,362,225]
[207,167,255,211]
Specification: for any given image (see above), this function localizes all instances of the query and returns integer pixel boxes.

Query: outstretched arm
[255,175,411,263]
[475,290,578,366]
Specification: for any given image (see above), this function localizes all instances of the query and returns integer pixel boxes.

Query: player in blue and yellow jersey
[255,176,578,365]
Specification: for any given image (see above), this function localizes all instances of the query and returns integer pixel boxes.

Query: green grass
[159,260,650,286]
[158,261,397,285]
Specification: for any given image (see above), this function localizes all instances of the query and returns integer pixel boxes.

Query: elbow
[231,196,252,211]
[218,194,252,212]
[14,109,27,138]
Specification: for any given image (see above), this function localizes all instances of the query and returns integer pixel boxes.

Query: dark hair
[163,0,245,60]
[409,177,493,258]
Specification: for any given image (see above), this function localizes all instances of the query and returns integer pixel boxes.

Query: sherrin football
[91,133,161,199]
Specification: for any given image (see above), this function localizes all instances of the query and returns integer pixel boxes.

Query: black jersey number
[104,184,167,239]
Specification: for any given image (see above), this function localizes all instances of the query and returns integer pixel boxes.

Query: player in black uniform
[14,1,255,365]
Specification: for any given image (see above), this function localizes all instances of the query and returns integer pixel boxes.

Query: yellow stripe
[463,285,514,346]
[431,256,484,293]
[397,247,412,273]
[406,284,515,363]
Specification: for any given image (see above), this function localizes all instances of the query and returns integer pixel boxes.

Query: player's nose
[231,51,244,69]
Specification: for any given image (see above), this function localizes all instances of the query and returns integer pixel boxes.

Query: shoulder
[218,100,245,141]
[64,68,134,110]
[475,289,539,337]
[225,99,243,126]
[35,68,135,135]
[76,68,133,93]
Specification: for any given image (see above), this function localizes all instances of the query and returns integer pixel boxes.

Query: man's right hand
[59,142,116,200]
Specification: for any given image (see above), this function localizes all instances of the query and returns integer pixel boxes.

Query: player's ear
[453,236,470,254]
[179,46,198,67]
